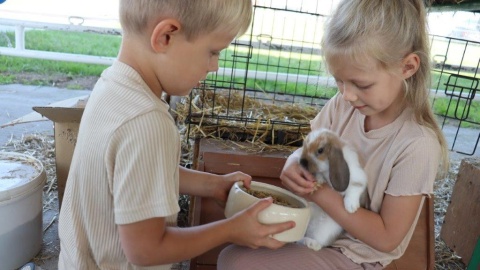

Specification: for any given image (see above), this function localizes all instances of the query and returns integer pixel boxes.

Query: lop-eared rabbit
[299,128,368,251]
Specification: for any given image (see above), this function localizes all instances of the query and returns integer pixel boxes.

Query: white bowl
[225,181,310,242]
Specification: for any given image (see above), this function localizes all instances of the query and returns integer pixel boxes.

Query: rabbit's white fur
[298,128,368,251]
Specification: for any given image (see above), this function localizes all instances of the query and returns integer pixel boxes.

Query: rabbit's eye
[317,148,324,155]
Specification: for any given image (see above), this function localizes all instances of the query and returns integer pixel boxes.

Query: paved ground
[0,84,91,146]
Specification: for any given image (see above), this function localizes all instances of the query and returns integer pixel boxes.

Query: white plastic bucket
[0,152,46,270]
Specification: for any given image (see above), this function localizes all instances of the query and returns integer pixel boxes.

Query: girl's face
[328,55,407,130]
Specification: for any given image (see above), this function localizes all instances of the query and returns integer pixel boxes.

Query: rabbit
[298,128,368,251]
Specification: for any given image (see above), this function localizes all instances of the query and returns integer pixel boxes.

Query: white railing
[0,18,120,65]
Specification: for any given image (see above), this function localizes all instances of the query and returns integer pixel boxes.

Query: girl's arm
[308,186,422,252]
[281,152,423,252]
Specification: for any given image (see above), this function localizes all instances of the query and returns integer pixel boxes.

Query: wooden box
[189,138,291,270]
[441,157,480,265]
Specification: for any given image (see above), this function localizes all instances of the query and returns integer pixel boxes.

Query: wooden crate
[189,138,291,270]
[441,157,480,265]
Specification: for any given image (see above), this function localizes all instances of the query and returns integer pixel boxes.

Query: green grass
[219,46,323,76]
[1,29,479,125]
[432,97,480,125]
[0,30,117,76]
[432,71,480,90]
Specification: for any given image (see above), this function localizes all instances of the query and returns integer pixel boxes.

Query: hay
[1,133,57,213]
[174,88,318,148]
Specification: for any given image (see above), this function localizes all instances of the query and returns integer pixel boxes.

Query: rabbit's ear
[329,146,350,191]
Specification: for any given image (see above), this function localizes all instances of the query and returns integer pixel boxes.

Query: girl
[218,0,449,269]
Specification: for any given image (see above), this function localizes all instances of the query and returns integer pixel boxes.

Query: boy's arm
[179,166,251,203]
[118,198,294,266]
[178,166,222,196]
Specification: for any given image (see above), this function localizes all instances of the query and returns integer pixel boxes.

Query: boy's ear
[402,53,420,79]
[150,19,181,53]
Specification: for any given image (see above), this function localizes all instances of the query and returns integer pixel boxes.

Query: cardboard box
[33,96,88,209]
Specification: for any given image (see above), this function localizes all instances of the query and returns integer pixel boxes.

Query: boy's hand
[213,171,252,207]
[227,197,295,249]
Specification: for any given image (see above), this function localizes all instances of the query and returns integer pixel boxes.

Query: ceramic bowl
[224,181,310,242]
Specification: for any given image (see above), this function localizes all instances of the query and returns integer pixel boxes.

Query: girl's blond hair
[119,0,252,40]
[322,0,449,175]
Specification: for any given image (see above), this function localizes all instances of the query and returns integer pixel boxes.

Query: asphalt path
[0,84,91,146]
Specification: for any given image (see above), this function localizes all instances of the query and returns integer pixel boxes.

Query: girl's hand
[280,154,316,196]
[214,171,252,207]
[227,197,295,249]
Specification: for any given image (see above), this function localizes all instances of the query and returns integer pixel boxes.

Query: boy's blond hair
[322,0,449,176]
[119,0,252,40]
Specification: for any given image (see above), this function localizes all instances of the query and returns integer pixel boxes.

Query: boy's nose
[341,84,357,102]
[208,59,219,72]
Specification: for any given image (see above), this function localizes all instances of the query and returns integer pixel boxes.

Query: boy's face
[328,55,406,127]
[160,29,237,96]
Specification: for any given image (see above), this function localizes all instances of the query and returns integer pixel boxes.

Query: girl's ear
[402,53,420,79]
[150,19,181,53]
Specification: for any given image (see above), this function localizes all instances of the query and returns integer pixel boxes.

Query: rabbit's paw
[299,237,323,251]
[343,194,360,213]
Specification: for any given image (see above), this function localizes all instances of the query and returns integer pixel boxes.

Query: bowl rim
[233,181,309,209]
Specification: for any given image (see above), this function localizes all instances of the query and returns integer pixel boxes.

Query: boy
[58,0,294,269]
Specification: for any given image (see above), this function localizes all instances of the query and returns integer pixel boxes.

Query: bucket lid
[0,152,46,202]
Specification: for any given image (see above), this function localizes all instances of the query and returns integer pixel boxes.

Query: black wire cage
[182,1,480,155]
